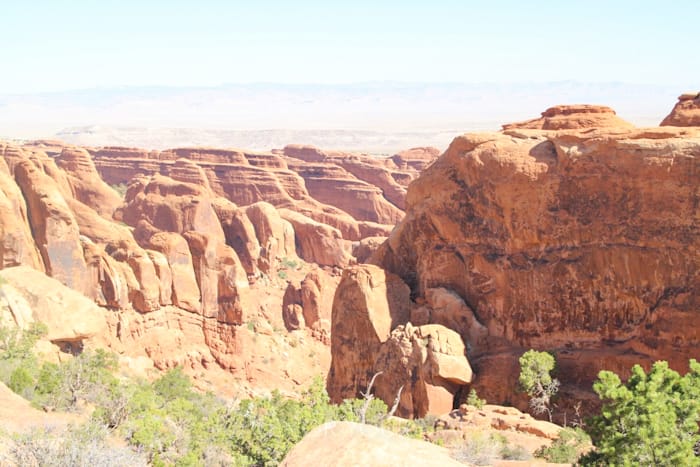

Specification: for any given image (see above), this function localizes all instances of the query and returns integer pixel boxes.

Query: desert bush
[0,321,47,361]
[451,432,530,465]
[110,183,128,198]
[535,427,590,463]
[466,388,485,409]
[279,257,298,269]
[34,349,119,410]
[11,420,147,467]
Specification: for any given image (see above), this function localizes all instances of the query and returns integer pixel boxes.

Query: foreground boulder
[281,421,464,467]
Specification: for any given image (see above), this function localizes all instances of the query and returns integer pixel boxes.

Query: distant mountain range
[0,82,685,152]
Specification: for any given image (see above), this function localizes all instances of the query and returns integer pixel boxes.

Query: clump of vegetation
[110,182,128,198]
[0,322,48,399]
[579,360,700,466]
[11,420,147,467]
[466,388,485,409]
[451,432,530,465]
[277,257,299,280]
[535,427,590,463]
[0,324,408,465]
[519,349,559,421]
[9,323,698,466]
[279,257,298,270]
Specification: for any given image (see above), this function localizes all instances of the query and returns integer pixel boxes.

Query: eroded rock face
[122,175,252,321]
[391,147,440,172]
[92,144,411,242]
[55,147,122,218]
[211,197,261,277]
[279,209,352,267]
[148,232,201,312]
[286,160,404,224]
[371,120,700,409]
[661,92,700,127]
[245,201,296,273]
[0,140,351,398]
[13,159,89,294]
[0,151,44,271]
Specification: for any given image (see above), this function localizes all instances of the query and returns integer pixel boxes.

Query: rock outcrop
[391,146,440,172]
[13,159,89,294]
[122,174,250,321]
[281,268,335,335]
[0,266,107,344]
[245,201,297,273]
[502,104,633,130]
[55,147,123,218]
[327,264,474,417]
[279,209,352,267]
[372,324,473,418]
[660,92,700,127]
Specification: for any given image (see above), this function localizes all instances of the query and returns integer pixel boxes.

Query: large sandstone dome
[329,104,700,416]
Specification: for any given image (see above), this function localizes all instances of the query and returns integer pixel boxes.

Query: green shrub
[33,349,119,410]
[8,366,34,398]
[153,367,192,401]
[35,362,61,396]
[580,360,700,466]
[0,321,47,361]
[466,388,485,409]
[280,257,298,269]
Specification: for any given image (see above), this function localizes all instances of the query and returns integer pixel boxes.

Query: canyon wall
[329,103,700,417]
[0,140,435,395]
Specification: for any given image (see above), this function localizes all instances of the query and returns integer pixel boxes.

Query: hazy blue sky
[2,0,697,93]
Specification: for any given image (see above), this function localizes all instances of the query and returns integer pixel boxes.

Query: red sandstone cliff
[328,104,700,418]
